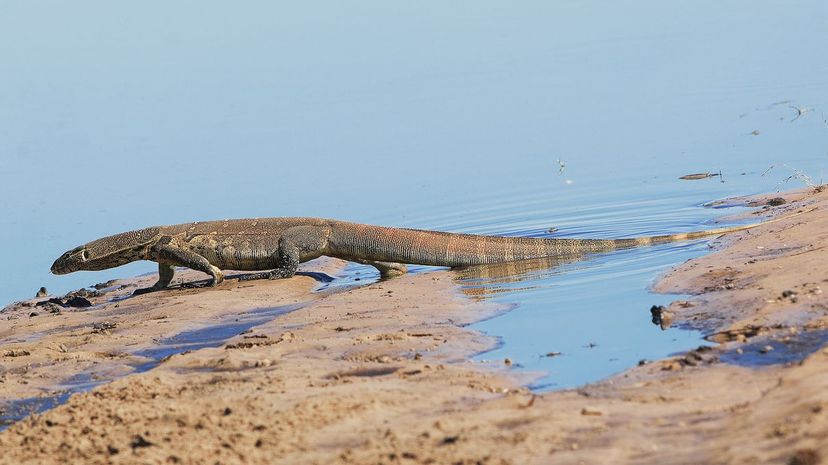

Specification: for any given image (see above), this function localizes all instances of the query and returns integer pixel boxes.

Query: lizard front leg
[133,263,175,295]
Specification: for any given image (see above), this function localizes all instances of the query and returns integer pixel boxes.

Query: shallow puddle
[0,302,305,432]
[0,393,72,430]
[720,329,828,367]
[0,372,103,432]
[130,303,303,373]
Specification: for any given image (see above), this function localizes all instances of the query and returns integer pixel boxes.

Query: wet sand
[1,188,827,464]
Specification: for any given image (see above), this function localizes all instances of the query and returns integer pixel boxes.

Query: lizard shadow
[114,270,336,300]
[122,255,585,300]
[229,270,335,283]
[180,271,335,290]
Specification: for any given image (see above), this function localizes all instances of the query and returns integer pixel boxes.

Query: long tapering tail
[327,208,809,267]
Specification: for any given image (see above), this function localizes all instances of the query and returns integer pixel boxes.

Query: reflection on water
[455,233,715,390]
[456,255,588,299]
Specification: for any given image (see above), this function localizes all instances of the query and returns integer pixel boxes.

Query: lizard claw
[210,268,225,287]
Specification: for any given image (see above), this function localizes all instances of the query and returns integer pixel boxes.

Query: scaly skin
[50,214,797,294]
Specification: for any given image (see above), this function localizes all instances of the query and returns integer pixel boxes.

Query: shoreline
[1,188,827,464]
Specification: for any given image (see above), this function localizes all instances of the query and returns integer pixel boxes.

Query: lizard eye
[81,250,89,261]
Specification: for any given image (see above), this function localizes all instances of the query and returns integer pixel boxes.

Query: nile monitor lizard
[51,213,798,295]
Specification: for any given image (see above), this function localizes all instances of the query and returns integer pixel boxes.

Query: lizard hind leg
[240,225,330,281]
[237,243,299,281]
[355,259,408,279]
[373,261,408,279]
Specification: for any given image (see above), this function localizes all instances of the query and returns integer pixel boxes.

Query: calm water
[1,1,827,389]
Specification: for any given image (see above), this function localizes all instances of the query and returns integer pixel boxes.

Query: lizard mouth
[51,259,73,275]
[51,248,85,275]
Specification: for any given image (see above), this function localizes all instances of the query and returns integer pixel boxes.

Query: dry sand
[1,188,827,464]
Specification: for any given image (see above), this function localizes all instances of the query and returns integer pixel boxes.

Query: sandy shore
[2,188,827,464]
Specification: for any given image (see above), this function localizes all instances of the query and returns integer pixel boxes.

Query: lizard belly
[186,236,278,271]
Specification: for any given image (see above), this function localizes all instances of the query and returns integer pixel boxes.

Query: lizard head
[51,227,162,275]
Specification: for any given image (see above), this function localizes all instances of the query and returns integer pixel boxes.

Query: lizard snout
[51,256,71,275]
[51,248,85,275]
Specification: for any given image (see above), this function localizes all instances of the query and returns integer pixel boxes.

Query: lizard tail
[328,207,811,267]
[610,207,810,249]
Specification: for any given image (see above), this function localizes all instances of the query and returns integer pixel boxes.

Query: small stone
[650,305,673,330]
[130,435,153,449]
[759,345,774,354]
[93,280,118,290]
[661,361,681,371]
[65,296,92,308]
[767,197,786,206]
[68,288,93,298]
[92,322,117,333]
[441,435,459,445]
[504,358,512,366]
[35,287,48,298]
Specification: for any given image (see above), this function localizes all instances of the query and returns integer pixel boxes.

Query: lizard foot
[210,268,225,287]
[132,286,160,296]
